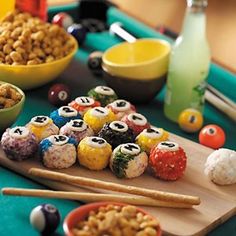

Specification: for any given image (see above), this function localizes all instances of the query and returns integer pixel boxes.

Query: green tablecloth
[0,3,235,236]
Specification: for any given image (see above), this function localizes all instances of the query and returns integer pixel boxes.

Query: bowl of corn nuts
[0,81,25,131]
[63,202,161,236]
[0,10,78,90]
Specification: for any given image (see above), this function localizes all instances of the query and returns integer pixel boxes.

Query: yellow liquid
[0,0,15,21]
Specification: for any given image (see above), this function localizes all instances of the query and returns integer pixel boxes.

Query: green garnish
[88,89,117,106]
[112,149,135,178]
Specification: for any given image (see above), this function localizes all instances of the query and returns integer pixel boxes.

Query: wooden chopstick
[1,188,193,208]
[29,168,200,205]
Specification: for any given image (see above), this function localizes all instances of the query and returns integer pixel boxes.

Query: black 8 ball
[87,51,103,76]
[48,83,71,107]
[30,204,60,235]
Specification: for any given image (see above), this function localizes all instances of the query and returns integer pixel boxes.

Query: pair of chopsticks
[205,84,236,122]
[1,168,200,208]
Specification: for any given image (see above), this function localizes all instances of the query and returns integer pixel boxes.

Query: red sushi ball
[121,112,150,136]
[149,141,187,181]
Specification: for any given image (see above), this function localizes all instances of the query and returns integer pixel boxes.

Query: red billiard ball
[52,12,74,30]
[199,124,226,149]
[48,83,71,106]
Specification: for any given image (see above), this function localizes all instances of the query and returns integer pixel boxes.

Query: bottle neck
[180,1,207,40]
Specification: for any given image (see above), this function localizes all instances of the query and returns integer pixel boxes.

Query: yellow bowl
[102,38,170,80]
[0,81,25,132]
[0,36,78,90]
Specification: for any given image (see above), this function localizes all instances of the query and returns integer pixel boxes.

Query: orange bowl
[63,202,161,236]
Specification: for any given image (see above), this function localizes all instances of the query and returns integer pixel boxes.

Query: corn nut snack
[0,10,75,65]
[72,204,160,236]
[0,83,22,108]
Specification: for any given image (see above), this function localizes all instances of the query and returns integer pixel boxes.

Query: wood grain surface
[0,133,235,236]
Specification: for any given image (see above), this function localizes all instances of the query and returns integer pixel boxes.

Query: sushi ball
[1,126,38,161]
[26,116,59,142]
[68,96,100,116]
[83,107,116,134]
[98,121,135,149]
[39,135,77,169]
[77,136,112,170]
[110,143,148,178]
[136,127,169,154]
[121,113,150,136]
[204,148,236,185]
[50,106,81,128]
[59,119,94,143]
[88,86,118,106]
[106,99,136,120]
[149,141,187,181]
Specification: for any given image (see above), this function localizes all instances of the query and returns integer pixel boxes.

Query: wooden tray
[0,133,235,236]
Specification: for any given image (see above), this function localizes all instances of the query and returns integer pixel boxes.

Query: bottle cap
[187,0,207,9]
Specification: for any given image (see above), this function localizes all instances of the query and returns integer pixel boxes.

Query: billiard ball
[199,124,226,149]
[87,51,103,76]
[48,83,71,107]
[67,23,87,45]
[30,204,60,234]
[52,12,74,30]
[178,108,203,133]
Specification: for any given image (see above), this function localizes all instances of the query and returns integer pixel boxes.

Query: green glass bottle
[164,0,210,122]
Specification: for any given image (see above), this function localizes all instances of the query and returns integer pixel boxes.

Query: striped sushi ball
[39,134,77,169]
[1,126,38,161]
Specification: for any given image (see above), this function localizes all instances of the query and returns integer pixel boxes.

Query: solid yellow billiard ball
[178,108,203,133]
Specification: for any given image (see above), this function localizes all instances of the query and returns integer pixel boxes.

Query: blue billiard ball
[67,23,87,45]
[30,204,60,235]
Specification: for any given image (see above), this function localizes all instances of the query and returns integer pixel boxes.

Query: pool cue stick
[109,22,136,43]
[207,84,236,110]
[2,188,192,208]
[205,90,236,122]
[29,168,200,205]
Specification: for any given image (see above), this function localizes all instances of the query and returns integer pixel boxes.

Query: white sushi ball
[204,148,236,185]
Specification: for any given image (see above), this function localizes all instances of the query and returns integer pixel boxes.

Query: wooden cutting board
[0,133,235,236]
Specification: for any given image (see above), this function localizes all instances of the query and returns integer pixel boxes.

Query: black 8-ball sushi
[98,121,135,149]
[30,204,60,235]
[88,85,118,106]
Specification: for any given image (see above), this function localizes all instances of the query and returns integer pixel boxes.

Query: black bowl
[102,67,166,104]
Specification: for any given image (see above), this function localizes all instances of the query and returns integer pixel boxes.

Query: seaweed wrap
[88,86,118,106]
[110,143,148,178]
